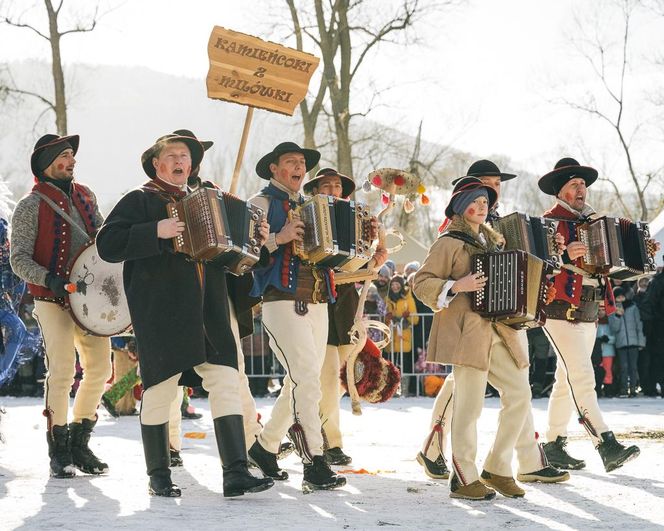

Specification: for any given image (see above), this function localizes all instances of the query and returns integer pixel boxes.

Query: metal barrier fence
[242,312,451,398]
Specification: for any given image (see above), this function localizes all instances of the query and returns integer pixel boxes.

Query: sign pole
[228,106,254,194]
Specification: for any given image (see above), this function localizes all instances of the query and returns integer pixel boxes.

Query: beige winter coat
[412,217,528,372]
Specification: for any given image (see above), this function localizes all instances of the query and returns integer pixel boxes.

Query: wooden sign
[206,26,320,116]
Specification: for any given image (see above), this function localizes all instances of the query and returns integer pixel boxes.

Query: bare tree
[1,0,107,135]
[560,0,661,220]
[283,0,450,177]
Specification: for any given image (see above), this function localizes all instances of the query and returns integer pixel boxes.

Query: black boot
[248,440,289,480]
[214,415,274,497]
[597,431,640,472]
[47,425,76,478]
[542,436,586,470]
[324,447,352,466]
[416,451,449,479]
[302,455,347,493]
[70,418,109,474]
[141,423,181,497]
[170,448,183,467]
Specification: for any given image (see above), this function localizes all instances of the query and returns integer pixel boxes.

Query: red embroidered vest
[28,182,97,300]
[544,203,587,306]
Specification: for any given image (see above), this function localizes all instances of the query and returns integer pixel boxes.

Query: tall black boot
[141,423,181,497]
[47,425,76,478]
[214,415,274,498]
[70,418,109,474]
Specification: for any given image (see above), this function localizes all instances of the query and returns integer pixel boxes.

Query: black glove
[45,273,68,297]
[600,335,610,343]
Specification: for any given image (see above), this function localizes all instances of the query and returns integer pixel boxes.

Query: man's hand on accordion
[157,218,185,239]
[257,219,270,246]
[566,241,587,261]
[451,272,487,294]
[275,218,305,245]
[544,282,557,305]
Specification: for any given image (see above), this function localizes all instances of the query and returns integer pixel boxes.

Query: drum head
[68,242,131,336]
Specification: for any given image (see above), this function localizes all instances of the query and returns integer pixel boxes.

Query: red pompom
[372,175,383,186]
[394,175,405,186]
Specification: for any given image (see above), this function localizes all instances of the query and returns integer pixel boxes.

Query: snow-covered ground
[0,395,663,530]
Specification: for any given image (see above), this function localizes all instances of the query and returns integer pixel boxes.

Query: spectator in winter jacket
[596,308,617,397]
[638,268,664,396]
[609,287,646,397]
[386,274,419,395]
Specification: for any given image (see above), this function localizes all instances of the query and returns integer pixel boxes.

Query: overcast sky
[2,0,664,183]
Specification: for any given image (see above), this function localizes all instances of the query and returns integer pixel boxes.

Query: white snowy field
[0,396,663,531]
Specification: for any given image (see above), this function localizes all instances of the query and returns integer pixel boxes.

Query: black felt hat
[303,167,356,198]
[452,159,516,185]
[141,134,205,179]
[538,157,598,196]
[444,176,498,219]
[172,129,213,151]
[255,141,320,180]
[30,134,80,177]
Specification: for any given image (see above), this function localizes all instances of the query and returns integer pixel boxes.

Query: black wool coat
[95,185,237,389]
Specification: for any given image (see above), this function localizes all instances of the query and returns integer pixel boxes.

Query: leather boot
[597,431,640,472]
[47,425,76,478]
[70,418,109,474]
[214,415,274,498]
[141,423,181,497]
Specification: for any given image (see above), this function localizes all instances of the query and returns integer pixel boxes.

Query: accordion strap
[439,230,485,250]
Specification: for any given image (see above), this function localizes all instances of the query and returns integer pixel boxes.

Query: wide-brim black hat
[141,134,205,179]
[444,176,498,219]
[30,134,80,177]
[303,167,356,198]
[172,129,213,151]
[451,159,516,185]
[255,141,320,180]
[538,157,598,196]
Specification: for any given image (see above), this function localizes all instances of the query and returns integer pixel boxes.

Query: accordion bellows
[289,194,374,272]
[493,212,562,270]
[166,187,264,274]
[471,250,551,330]
[575,216,656,280]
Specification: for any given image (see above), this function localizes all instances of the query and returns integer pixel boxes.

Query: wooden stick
[229,106,254,194]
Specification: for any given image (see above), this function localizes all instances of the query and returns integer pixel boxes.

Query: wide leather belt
[263,265,328,304]
[545,300,599,323]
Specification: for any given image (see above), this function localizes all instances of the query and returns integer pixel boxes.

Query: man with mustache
[538,158,642,473]
[10,134,111,479]
[246,142,347,493]
[96,133,274,498]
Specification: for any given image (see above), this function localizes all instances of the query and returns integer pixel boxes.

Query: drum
[66,241,131,336]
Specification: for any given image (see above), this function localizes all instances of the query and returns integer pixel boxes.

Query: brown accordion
[575,216,656,280]
[471,250,551,329]
[492,212,563,270]
[166,187,265,274]
[289,194,374,272]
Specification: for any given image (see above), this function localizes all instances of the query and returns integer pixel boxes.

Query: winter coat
[95,183,238,389]
[596,322,616,358]
[412,216,528,371]
[386,290,419,354]
[608,303,646,349]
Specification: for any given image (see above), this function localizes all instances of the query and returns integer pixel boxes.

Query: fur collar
[446,215,505,256]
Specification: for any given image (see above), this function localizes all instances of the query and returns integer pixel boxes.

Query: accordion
[471,250,551,329]
[575,216,656,280]
[492,212,562,270]
[289,194,374,272]
[166,187,265,274]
